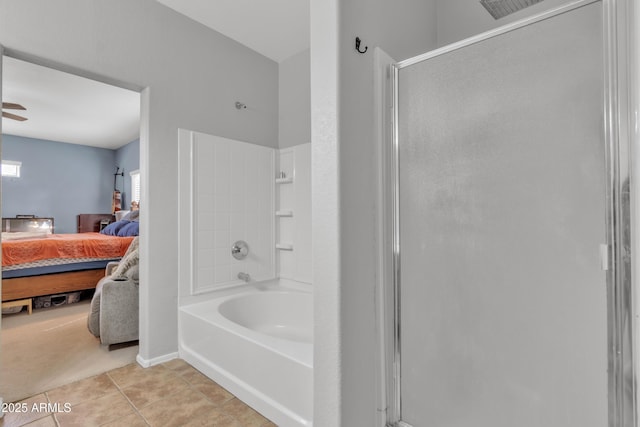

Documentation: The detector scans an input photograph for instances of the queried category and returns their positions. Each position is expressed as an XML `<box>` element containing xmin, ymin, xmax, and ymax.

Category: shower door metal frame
<box><xmin>386</xmin><ymin>0</ymin><xmax>637</xmax><ymax>425</ymax></box>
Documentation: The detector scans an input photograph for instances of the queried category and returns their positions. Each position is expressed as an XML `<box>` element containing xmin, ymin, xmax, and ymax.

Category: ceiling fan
<box><xmin>2</xmin><ymin>102</ymin><xmax>28</xmax><ymax>121</ymax></box>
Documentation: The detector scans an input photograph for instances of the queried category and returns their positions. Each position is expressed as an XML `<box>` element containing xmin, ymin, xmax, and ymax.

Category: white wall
<box><xmin>310</xmin><ymin>0</ymin><xmax>341</xmax><ymax>424</ymax></box>
<box><xmin>436</xmin><ymin>0</ymin><xmax>575</xmax><ymax>46</ymax></box>
<box><xmin>310</xmin><ymin>0</ymin><xmax>438</xmax><ymax>424</ymax></box>
<box><xmin>338</xmin><ymin>2</ymin><xmax>438</xmax><ymax>421</ymax></box>
<box><xmin>279</xmin><ymin>50</ymin><xmax>311</xmax><ymax>149</ymax></box>
<box><xmin>0</xmin><ymin>0</ymin><xmax>279</xmax><ymax>362</ymax></box>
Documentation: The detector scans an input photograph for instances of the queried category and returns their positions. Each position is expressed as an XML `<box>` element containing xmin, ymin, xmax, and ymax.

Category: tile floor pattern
<box><xmin>1</xmin><ymin>359</ymin><xmax>277</xmax><ymax>427</ymax></box>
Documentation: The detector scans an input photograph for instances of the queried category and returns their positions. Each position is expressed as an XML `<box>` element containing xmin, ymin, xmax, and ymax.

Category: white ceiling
<box><xmin>155</xmin><ymin>0</ymin><xmax>310</xmax><ymax>63</ymax></box>
<box><xmin>2</xmin><ymin>56</ymin><xmax>140</xmax><ymax>150</ymax></box>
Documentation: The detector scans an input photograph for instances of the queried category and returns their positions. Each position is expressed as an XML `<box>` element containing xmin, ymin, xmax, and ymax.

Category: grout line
<box><xmin>166</xmin><ymin>365</ymin><xmax>243</xmax><ymax>426</ymax></box>
<box><xmin>44</xmin><ymin>391</ymin><xmax>60</xmax><ymax>427</ymax></box>
<box><xmin>168</xmin><ymin>362</ymin><xmax>276</xmax><ymax>425</ymax></box>
<box><xmin>183</xmin><ymin>374</ymin><xmax>236</xmax><ymax>408</ymax></box>
<box><xmin>105</xmin><ymin>371</ymin><xmax>151</xmax><ymax>426</ymax></box>
<box><xmin>39</xmin><ymin>360</ymin><xmax>274</xmax><ymax>427</ymax></box>
<box><xmin>144</xmin><ymin>361</ymin><xmax>240</xmax><ymax>423</ymax></box>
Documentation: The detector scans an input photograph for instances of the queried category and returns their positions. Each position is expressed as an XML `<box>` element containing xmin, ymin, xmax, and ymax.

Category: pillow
<box><xmin>112</xmin><ymin>249</ymin><xmax>139</xmax><ymax>280</ymax></box>
<box><xmin>120</xmin><ymin>236</ymin><xmax>139</xmax><ymax>259</ymax></box>
<box><xmin>112</xmin><ymin>237</ymin><xmax>139</xmax><ymax>279</ymax></box>
<box><xmin>122</xmin><ymin>210</ymin><xmax>139</xmax><ymax>222</ymax></box>
<box><xmin>116</xmin><ymin>221</ymin><xmax>139</xmax><ymax>237</ymax></box>
<box><xmin>125</xmin><ymin>264</ymin><xmax>139</xmax><ymax>282</ymax></box>
<box><xmin>114</xmin><ymin>210</ymin><xmax>130</xmax><ymax>222</ymax></box>
<box><xmin>100</xmin><ymin>220</ymin><xmax>130</xmax><ymax>236</ymax></box>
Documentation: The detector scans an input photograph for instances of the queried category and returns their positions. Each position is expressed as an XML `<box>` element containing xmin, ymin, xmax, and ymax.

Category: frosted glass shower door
<box><xmin>395</xmin><ymin>3</ymin><xmax>607</xmax><ymax>426</ymax></box>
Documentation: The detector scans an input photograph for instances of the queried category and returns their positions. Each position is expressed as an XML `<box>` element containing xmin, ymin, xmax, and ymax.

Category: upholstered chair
<box><xmin>87</xmin><ymin>237</ymin><xmax>139</xmax><ymax>347</ymax></box>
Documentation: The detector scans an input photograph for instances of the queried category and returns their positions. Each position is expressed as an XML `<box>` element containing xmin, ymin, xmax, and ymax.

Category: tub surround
<box><xmin>178</xmin><ymin>129</ymin><xmax>276</xmax><ymax>301</ymax></box>
<box><xmin>178</xmin><ymin>130</ymin><xmax>312</xmax><ymax>304</ymax></box>
<box><xmin>276</xmin><ymin>143</ymin><xmax>312</xmax><ymax>283</ymax></box>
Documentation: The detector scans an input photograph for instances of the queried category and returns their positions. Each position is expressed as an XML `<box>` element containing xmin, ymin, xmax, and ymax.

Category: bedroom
<box><xmin>1</xmin><ymin>56</ymin><xmax>141</xmax><ymax>401</ymax></box>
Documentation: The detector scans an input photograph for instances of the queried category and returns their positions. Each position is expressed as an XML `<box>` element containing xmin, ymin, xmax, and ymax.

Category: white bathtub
<box><xmin>179</xmin><ymin>279</ymin><xmax>313</xmax><ymax>427</ymax></box>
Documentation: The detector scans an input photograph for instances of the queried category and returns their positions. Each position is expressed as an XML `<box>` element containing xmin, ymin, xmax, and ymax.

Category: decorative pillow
<box><xmin>125</xmin><ymin>264</ymin><xmax>139</xmax><ymax>282</ymax></box>
<box><xmin>112</xmin><ymin>237</ymin><xmax>139</xmax><ymax>279</ymax></box>
<box><xmin>100</xmin><ymin>220</ymin><xmax>130</xmax><ymax>236</ymax></box>
<box><xmin>117</xmin><ymin>221</ymin><xmax>139</xmax><ymax>237</ymax></box>
<box><xmin>122</xmin><ymin>210</ymin><xmax>139</xmax><ymax>222</ymax></box>
<box><xmin>122</xmin><ymin>236</ymin><xmax>139</xmax><ymax>257</ymax></box>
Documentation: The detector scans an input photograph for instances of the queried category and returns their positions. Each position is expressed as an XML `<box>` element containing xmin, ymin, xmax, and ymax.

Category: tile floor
<box><xmin>0</xmin><ymin>359</ymin><xmax>277</xmax><ymax>427</ymax></box>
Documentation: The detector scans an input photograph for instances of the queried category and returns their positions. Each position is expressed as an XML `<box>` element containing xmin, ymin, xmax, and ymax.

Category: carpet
<box><xmin>1</xmin><ymin>300</ymin><xmax>138</xmax><ymax>403</ymax></box>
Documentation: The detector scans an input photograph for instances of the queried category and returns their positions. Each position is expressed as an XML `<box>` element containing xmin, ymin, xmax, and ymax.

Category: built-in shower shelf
<box><xmin>275</xmin><ymin>210</ymin><xmax>293</xmax><ymax>217</ymax></box>
<box><xmin>276</xmin><ymin>177</ymin><xmax>293</xmax><ymax>184</ymax></box>
<box><xmin>275</xmin><ymin>243</ymin><xmax>294</xmax><ymax>251</ymax></box>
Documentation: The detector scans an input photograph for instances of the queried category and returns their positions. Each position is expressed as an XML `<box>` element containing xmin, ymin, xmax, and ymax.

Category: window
<box><xmin>2</xmin><ymin>160</ymin><xmax>22</xmax><ymax>178</ymax></box>
<box><xmin>130</xmin><ymin>169</ymin><xmax>140</xmax><ymax>204</ymax></box>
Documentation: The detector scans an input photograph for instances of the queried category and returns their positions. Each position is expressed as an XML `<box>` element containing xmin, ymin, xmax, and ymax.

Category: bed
<box><xmin>2</xmin><ymin>230</ymin><xmax>135</xmax><ymax>303</ymax></box>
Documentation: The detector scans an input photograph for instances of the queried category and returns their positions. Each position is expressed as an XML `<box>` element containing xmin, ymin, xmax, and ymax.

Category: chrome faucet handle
<box><xmin>231</xmin><ymin>240</ymin><xmax>249</xmax><ymax>260</ymax></box>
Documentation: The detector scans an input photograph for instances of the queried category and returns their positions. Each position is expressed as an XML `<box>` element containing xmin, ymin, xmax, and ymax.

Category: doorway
<box><xmin>0</xmin><ymin>54</ymin><xmax>142</xmax><ymax>403</ymax></box>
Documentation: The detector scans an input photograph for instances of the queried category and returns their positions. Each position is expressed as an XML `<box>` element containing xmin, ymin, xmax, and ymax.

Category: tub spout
<box><xmin>237</xmin><ymin>272</ymin><xmax>251</xmax><ymax>282</ymax></box>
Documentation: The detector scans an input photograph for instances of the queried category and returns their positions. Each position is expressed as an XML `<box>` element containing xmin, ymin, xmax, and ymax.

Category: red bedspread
<box><xmin>2</xmin><ymin>233</ymin><xmax>134</xmax><ymax>267</ymax></box>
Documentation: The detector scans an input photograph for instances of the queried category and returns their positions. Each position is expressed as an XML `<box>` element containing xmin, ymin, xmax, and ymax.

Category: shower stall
<box><xmin>385</xmin><ymin>1</ymin><xmax>634</xmax><ymax>426</ymax></box>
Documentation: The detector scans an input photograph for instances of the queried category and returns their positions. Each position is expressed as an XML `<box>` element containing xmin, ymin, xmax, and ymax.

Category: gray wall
<box><xmin>279</xmin><ymin>49</ymin><xmax>311</xmax><ymax>148</ymax></box>
<box><xmin>336</xmin><ymin>0</ymin><xmax>438</xmax><ymax>424</ymax></box>
<box><xmin>0</xmin><ymin>0</ymin><xmax>278</xmax><ymax>361</ymax></box>
<box><xmin>1</xmin><ymin>134</ymin><xmax>115</xmax><ymax>233</ymax></box>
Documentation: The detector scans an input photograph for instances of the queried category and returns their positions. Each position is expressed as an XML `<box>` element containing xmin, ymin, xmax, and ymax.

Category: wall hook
<box><xmin>355</xmin><ymin>37</ymin><xmax>368</xmax><ymax>54</ymax></box>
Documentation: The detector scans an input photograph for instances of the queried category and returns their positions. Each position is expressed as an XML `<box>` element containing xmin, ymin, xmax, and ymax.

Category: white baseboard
<box><xmin>136</xmin><ymin>352</ymin><xmax>179</xmax><ymax>368</ymax></box>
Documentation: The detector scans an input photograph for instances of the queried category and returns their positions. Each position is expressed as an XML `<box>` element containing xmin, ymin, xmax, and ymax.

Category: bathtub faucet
<box><xmin>237</xmin><ymin>272</ymin><xmax>251</xmax><ymax>282</ymax></box>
